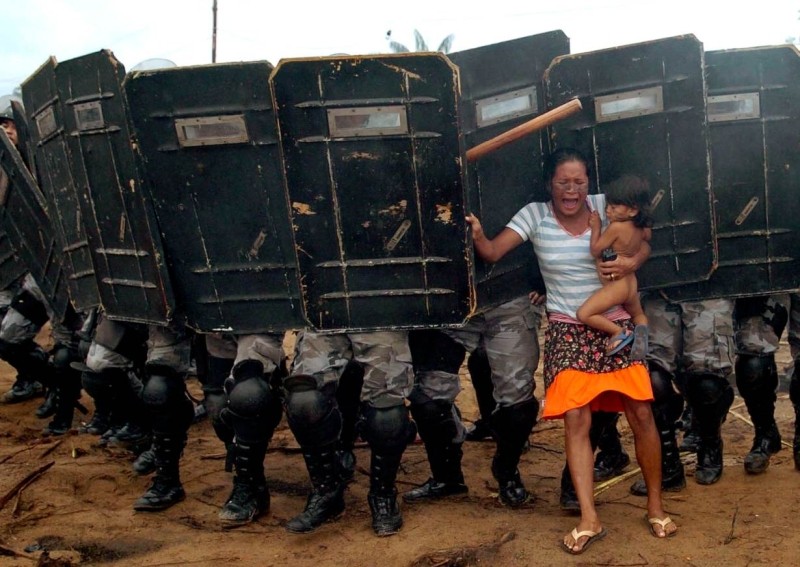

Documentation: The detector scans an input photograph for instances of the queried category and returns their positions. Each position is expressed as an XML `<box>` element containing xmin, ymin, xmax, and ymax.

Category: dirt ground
<box><xmin>1</xmin><ymin>329</ymin><xmax>800</xmax><ymax>567</ymax></box>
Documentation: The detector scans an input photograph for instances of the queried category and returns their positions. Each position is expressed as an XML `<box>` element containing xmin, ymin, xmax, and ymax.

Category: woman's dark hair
<box><xmin>603</xmin><ymin>174</ymin><xmax>653</xmax><ymax>228</ymax></box>
<box><xmin>542</xmin><ymin>147</ymin><xmax>592</xmax><ymax>185</ymax></box>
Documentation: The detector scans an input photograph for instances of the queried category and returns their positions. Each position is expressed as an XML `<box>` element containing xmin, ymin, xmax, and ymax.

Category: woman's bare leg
<box><xmin>622</xmin><ymin>398</ymin><xmax>678</xmax><ymax>537</ymax></box>
<box><xmin>563</xmin><ymin>406</ymin><xmax>604</xmax><ymax>550</ymax></box>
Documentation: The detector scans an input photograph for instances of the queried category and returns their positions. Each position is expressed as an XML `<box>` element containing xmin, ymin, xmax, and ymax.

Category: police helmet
<box><xmin>0</xmin><ymin>94</ymin><xmax>22</xmax><ymax>123</ymax></box>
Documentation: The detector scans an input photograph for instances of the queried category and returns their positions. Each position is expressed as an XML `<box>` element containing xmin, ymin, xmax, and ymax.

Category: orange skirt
<box><xmin>541</xmin><ymin>363</ymin><xmax>653</xmax><ymax>420</ymax></box>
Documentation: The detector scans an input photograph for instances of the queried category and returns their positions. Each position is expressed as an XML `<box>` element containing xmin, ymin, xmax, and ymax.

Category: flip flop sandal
<box><xmin>606</xmin><ymin>330</ymin><xmax>634</xmax><ymax>356</ymax></box>
<box><xmin>630</xmin><ymin>325</ymin><xmax>649</xmax><ymax>360</ymax></box>
<box><xmin>645</xmin><ymin>514</ymin><xmax>677</xmax><ymax>538</ymax></box>
<box><xmin>560</xmin><ymin>527</ymin><xmax>607</xmax><ymax>555</ymax></box>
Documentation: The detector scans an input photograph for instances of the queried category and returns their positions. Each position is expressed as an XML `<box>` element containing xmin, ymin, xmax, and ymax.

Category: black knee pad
<box><xmin>9</xmin><ymin>290</ymin><xmax>49</xmax><ymax>327</ymax></box>
<box><xmin>735</xmin><ymin>354</ymin><xmax>778</xmax><ymax>399</ymax></box>
<box><xmin>408</xmin><ymin>386</ymin><xmax>459</xmax><ymax>445</ymax></box>
<box><xmin>225</xmin><ymin>367</ymin><xmax>282</xmax><ymax>443</ymax></box>
<box><xmin>359</xmin><ymin>404</ymin><xmax>416</xmax><ymax>454</ymax></box>
<box><xmin>648</xmin><ymin>365</ymin><xmax>683</xmax><ymax>425</ymax></box>
<box><xmin>686</xmin><ymin>374</ymin><xmax>731</xmax><ymax>405</ymax></box>
<box><xmin>51</xmin><ymin>344</ymin><xmax>75</xmax><ymax>370</ymax></box>
<box><xmin>284</xmin><ymin>374</ymin><xmax>341</xmax><ymax>447</ymax></box>
<box><xmin>686</xmin><ymin>374</ymin><xmax>735</xmax><ymax>429</ymax></box>
<box><xmin>143</xmin><ymin>365</ymin><xmax>193</xmax><ymax>431</ymax></box>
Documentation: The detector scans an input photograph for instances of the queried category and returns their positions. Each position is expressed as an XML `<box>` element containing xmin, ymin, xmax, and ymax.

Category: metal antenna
<box><xmin>212</xmin><ymin>0</ymin><xmax>218</xmax><ymax>63</ymax></box>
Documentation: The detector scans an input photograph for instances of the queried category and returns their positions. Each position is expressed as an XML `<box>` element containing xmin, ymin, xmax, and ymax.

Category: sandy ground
<box><xmin>1</xmin><ymin>329</ymin><xmax>800</xmax><ymax>567</ymax></box>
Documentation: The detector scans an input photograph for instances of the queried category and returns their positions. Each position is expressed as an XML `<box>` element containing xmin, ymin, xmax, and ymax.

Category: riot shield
<box><xmin>0</xmin><ymin>129</ymin><xmax>70</xmax><ymax>321</ymax></box>
<box><xmin>20</xmin><ymin>57</ymin><xmax>100</xmax><ymax>312</ymax></box>
<box><xmin>272</xmin><ymin>53</ymin><xmax>473</xmax><ymax>331</ymax></box>
<box><xmin>449</xmin><ymin>30</ymin><xmax>569</xmax><ymax>310</ymax></box>
<box><xmin>53</xmin><ymin>50</ymin><xmax>175</xmax><ymax>325</ymax></box>
<box><xmin>666</xmin><ymin>45</ymin><xmax>800</xmax><ymax>301</ymax></box>
<box><xmin>0</xmin><ymin>103</ymin><xmax>29</xmax><ymax>291</ymax></box>
<box><xmin>125</xmin><ymin>61</ymin><xmax>305</xmax><ymax>333</ymax></box>
<box><xmin>0</xmin><ymin>224</ymin><xmax>24</xmax><ymax>291</ymax></box>
<box><xmin>544</xmin><ymin>35</ymin><xmax>715</xmax><ymax>289</ymax></box>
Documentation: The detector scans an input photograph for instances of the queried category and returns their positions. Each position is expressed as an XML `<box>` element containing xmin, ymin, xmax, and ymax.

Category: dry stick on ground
<box><xmin>724</xmin><ymin>503</ymin><xmax>740</xmax><ymax>544</ymax></box>
<box><xmin>0</xmin><ymin>461</ymin><xmax>55</xmax><ymax>512</ymax></box>
<box><xmin>728</xmin><ymin>408</ymin><xmax>793</xmax><ymax>449</ymax></box>
<box><xmin>39</xmin><ymin>439</ymin><xmax>63</xmax><ymax>459</ymax></box>
<box><xmin>0</xmin><ymin>446</ymin><xmax>34</xmax><ymax>465</ymax></box>
<box><xmin>0</xmin><ymin>543</ymin><xmax>38</xmax><ymax>561</ymax></box>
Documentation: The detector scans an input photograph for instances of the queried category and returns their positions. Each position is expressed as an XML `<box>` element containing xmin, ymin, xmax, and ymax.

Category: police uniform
<box><xmin>132</xmin><ymin>321</ymin><xmax>195</xmax><ymax>511</ymax></box>
<box><xmin>733</xmin><ymin>295</ymin><xmax>787</xmax><ymax>474</ymax></box>
<box><xmin>405</xmin><ymin>295</ymin><xmax>540</xmax><ymax>508</ymax></box>
<box><xmin>632</xmin><ymin>294</ymin><xmax>735</xmax><ymax>491</ymax></box>
<box><xmin>284</xmin><ymin>329</ymin><xmax>415</xmax><ymax>536</ymax></box>
<box><xmin>203</xmin><ymin>332</ymin><xmax>286</xmax><ymax>524</ymax></box>
<box><xmin>0</xmin><ymin>274</ymin><xmax>50</xmax><ymax>404</ymax></box>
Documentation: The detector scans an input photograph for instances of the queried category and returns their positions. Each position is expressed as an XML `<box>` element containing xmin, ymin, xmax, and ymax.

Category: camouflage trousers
<box><xmin>290</xmin><ymin>330</ymin><xmax>413</xmax><ymax>409</ymax></box>
<box><xmin>735</xmin><ymin>294</ymin><xmax>790</xmax><ymax>356</ymax></box>
<box><xmin>0</xmin><ymin>274</ymin><xmax>51</xmax><ymax>344</ymax></box>
<box><xmin>204</xmin><ymin>332</ymin><xmax>285</xmax><ymax>376</ymax></box>
<box><xmin>146</xmin><ymin>322</ymin><xmax>192</xmax><ymax>374</ymax></box>
<box><xmin>644</xmin><ymin>294</ymin><xmax>735</xmax><ymax>378</ymax></box>
<box><xmin>423</xmin><ymin>295</ymin><xmax>540</xmax><ymax>408</ymax></box>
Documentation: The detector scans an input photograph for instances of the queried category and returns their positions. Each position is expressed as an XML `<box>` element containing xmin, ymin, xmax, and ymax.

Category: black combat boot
<box><xmin>489</xmin><ymin>398</ymin><xmax>538</xmax><ymax>508</ymax></box>
<box><xmin>368</xmin><ymin>451</ymin><xmax>404</xmax><ymax>536</ymax></box>
<box><xmin>689</xmin><ymin>375</ymin><xmax>734</xmax><ymax>486</ymax></box>
<box><xmin>630</xmin><ymin>399</ymin><xmax>686</xmax><ymax>495</ymax></box>
<box><xmin>132</xmin><ymin>444</ymin><xmax>157</xmax><ymax>476</ymax></box>
<box><xmin>593</xmin><ymin>413</ymin><xmax>630</xmax><ymax>482</ymax></box>
<box><xmin>737</xmin><ymin>354</ymin><xmax>782</xmax><ymax>474</ymax></box>
<box><xmin>559</xmin><ymin>465</ymin><xmax>580</xmax><ymax>513</ymax></box>
<box><xmin>404</xmin><ymin>392</ymin><xmax>468</xmax><ymax>503</ymax></box>
<box><xmin>35</xmin><ymin>387</ymin><xmax>58</xmax><ymax>418</ymax></box>
<box><xmin>43</xmin><ymin>366</ymin><xmax>84</xmax><ymax>436</ymax></box>
<box><xmin>219</xmin><ymin>441</ymin><xmax>270</xmax><ymax>524</ymax></box>
<box><xmin>403</xmin><ymin>442</ymin><xmax>467</xmax><ymax>502</ymax></box>
<box><xmin>133</xmin><ymin>432</ymin><xmax>187</xmax><ymax>511</ymax></box>
<box><xmin>285</xmin><ymin>444</ymin><xmax>346</xmax><ymax>533</ymax></box>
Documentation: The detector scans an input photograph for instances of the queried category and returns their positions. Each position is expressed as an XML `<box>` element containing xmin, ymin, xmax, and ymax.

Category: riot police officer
<box><xmin>209</xmin><ymin>333</ymin><xmax>286</xmax><ymax>524</ymax></box>
<box><xmin>733</xmin><ymin>295</ymin><xmax>787</xmax><ymax>474</ymax></box>
<box><xmin>404</xmin><ymin>295</ymin><xmax>540</xmax><ymax>509</ymax></box>
<box><xmin>629</xmin><ymin>295</ymin><xmax>735</xmax><ymax>493</ymax></box>
<box><xmin>284</xmin><ymin>329</ymin><xmax>415</xmax><ymax>537</ymax></box>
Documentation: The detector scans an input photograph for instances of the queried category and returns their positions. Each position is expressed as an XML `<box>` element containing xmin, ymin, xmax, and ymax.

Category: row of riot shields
<box><xmin>1</xmin><ymin>33</ymin><xmax>798</xmax><ymax>334</ymax></box>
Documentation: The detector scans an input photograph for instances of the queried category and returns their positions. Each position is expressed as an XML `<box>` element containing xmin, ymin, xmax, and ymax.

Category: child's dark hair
<box><xmin>603</xmin><ymin>174</ymin><xmax>653</xmax><ymax>228</ymax></box>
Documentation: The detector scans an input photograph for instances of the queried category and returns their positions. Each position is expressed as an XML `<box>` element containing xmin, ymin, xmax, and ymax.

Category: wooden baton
<box><xmin>465</xmin><ymin>98</ymin><xmax>583</xmax><ymax>162</ymax></box>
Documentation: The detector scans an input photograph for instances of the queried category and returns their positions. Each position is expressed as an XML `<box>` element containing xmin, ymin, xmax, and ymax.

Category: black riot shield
<box><xmin>52</xmin><ymin>50</ymin><xmax>174</xmax><ymax>325</ymax></box>
<box><xmin>0</xmin><ymin>104</ymin><xmax>27</xmax><ymax>290</ymax></box>
<box><xmin>544</xmin><ymin>35</ymin><xmax>715</xmax><ymax>289</ymax></box>
<box><xmin>125</xmin><ymin>61</ymin><xmax>305</xmax><ymax>333</ymax></box>
<box><xmin>666</xmin><ymin>45</ymin><xmax>800</xmax><ymax>301</ymax></box>
<box><xmin>0</xmin><ymin>130</ymin><xmax>70</xmax><ymax>321</ymax></box>
<box><xmin>449</xmin><ymin>31</ymin><xmax>569</xmax><ymax>310</ymax></box>
<box><xmin>20</xmin><ymin>57</ymin><xmax>100</xmax><ymax>312</ymax></box>
<box><xmin>272</xmin><ymin>53</ymin><xmax>473</xmax><ymax>331</ymax></box>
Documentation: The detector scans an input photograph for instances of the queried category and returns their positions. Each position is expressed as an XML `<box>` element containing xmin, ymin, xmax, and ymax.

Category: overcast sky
<box><xmin>2</xmin><ymin>0</ymin><xmax>798</xmax><ymax>96</ymax></box>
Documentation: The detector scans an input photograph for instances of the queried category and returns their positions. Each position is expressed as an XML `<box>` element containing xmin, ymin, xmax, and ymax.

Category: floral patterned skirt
<box><xmin>541</xmin><ymin>319</ymin><xmax>653</xmax><ymax>419</ymax></box>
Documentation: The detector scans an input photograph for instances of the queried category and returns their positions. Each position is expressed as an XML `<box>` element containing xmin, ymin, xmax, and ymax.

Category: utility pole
<box><xmin>212</xmin><ymin>0</ymin><xmax>218</xmax><ymax>63</ymax></box>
